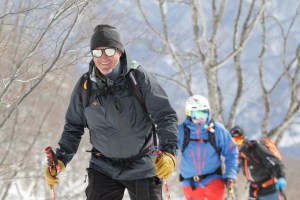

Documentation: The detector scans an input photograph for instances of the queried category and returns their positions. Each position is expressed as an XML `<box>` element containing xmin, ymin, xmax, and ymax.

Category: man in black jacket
<box><xmin>230</xmin><ymin>126</ymin><xmax>287</xmax><ymax>200</ymax></box>
<box><xmin>44</xmin><ymin>24</ymin><xmax>178</xmax><ymax>200</ymax></box>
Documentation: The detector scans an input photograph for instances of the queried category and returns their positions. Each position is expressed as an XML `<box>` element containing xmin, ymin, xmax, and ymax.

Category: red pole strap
<box><xmin>45</xmin><ymin>146</ymin><xmax>56</xmax><ymax>200</ymax></box>
<box><xmin>51</xmin><ymin>187</ymin><xmax>56</xmax><ymax>200</ymax></box>
<box><xmin>155</xmin><ymin>151</ymin><xmax>171</xmax><ymax>200</ymax></box>
<box><xmin>45</xmin><ymin>146</ymin><xmax>54</xmax><ymax>171</ymax></box>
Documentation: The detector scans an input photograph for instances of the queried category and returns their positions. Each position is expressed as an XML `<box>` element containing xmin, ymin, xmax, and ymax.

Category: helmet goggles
<box><xmin>190</xmin><ymin>110</ymin><xmax>208</xmax><ymax>120</ymax></box>
<box><xmin>232</xmin><ymin>135</ymin><xmax>244</xmax><ymax>145</ymax></box>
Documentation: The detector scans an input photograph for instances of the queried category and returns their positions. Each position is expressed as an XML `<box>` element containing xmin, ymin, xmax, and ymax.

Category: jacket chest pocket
<box><xmin>112</xmin><ymin>92</ymin><xmax>148</xmax><ymax>134</ymax></box>
<box><xmin>112</xmin><ymin>95</ymin><xmax>135</xmax><ymax>130</ymax></box>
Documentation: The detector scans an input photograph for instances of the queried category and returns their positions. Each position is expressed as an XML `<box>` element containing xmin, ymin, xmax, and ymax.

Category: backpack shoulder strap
<box><xmin>181</xmin><ymin>124</ymin><xmax>191</xmax><ymax>153</ymax></box>
<box><xmin>80</xmin><ymin>72</ymin><xmax>91</xmax><ymax>108</ymax></box>
<box><xmin>126</xmin><ymin>69</ymin><xmax>145</xmax><ymax>110</ymax></box>
<box><xmin>206</xmin><ymin>120</ymin><xmax>221</xmax><ymax>157</ymax></box>
<box><xmin>246</xmin><ymin>140</ymin><xmax>264</xmax><ymax>158</ymax></box>
<box><xmin>126</xmin><ymin>68</ymin><xmax>159</xmax><ymax>148</ymax></box>
<box><xmin>181</xmin><ymin>120</ymin><xmax>221</xmax><ymax>156</ymax></box>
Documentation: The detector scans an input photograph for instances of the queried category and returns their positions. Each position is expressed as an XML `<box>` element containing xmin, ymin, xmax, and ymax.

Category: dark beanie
<box><xmin>230</xmin><ymin>126</ymin><xmax>244</xmax><ymax>137</ymax></box>
<box><xmin>90</xmin><ymin>24</ymin><xmax>124</xmax><ymax>52</ymax></box>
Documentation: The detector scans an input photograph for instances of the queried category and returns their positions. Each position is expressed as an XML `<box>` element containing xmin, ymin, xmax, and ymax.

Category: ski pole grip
<box><xmin>155</xmin><ymin>150</ymin><xmax>162</xmax><ymax>160</ymax></box>
<box><xmin>45</xmin><ymin>146</ymin><xmax>54</xmax><ymax>170</ymax></box>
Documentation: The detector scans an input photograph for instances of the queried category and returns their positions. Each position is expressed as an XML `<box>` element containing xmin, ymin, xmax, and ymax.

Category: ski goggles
<box><xmin>190</xmin><ymin>110</ymin><xmax>208</xmax><ymax>120</ymax></box>
<box><xmin>232</xmin><ymin>136</ymin><xmax>244</xmax><ymax>145</ymax></box>
<box><xmin>91</xmin><ymin>48</ymin><xmax>116</xmax><ymax>58</ymax></box>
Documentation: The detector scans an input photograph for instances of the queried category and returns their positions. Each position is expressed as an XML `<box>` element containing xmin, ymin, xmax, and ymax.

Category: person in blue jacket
<box><xmin>178</xmin><ymin>95</ymin><xmax>239</xmax><ymax>200</ymax></box>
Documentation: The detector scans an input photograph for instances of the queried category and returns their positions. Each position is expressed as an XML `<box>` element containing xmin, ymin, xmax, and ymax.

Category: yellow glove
<box><xmin>44</xmin><ymin>160</ymin><xmax>65</xmax><ymax>189</ymax></box>
<box><xmin>153</xmin><ymin>152</ymin><xmax>175</xmax><ymax>180</ymax></box>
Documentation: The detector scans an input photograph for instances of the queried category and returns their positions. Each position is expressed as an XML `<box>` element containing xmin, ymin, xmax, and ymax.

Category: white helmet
<box><xmin>185</xmin><ymin>95</ymin><xmax>210</xmax><ymax>117</ymax></box>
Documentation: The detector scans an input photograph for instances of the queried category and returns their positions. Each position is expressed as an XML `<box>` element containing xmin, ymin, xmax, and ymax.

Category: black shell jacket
<box><xmin>56</xmin><ymin>52</ymin><xmax>178</xmax><ymax>180</ymax></box>
<box><xmin>239</xmin><ymin>140</ymin><xmax>285</xmax><ymax>183</ymax></box>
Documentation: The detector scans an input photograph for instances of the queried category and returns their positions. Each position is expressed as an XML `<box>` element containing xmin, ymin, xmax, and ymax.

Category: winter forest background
<box><xmin>0</xmin><ymin>0</ymin><xmax>299</xmax><ymax>199</ymax></box>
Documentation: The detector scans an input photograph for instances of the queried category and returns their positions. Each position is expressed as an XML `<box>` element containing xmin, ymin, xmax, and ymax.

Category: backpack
<box><xmin>181</xmin><ymin>121</ymin><xmax>221</xmax><ymax>156</ymax></box>
<box><xmin>258</xmin><ymin>138</ymin><xmax>282</xmax><ymax>160</ymax></box>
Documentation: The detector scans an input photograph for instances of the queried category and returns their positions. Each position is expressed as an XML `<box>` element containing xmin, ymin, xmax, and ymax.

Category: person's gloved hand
<box><xmin>153</xmin><ymin>152</ymin><xmax>175</xmax><ymax>180</ymax></box>
<box><xmin>275</xmin><ymin>177</ymin><xmax>286</xmax><ymax>190</ymax></box>
<box><xmin>225</xmin><ymin>178</ymin><xmax>235</xmax><ymax>189</ymax></box>
<box><xmin>44</xmin><ymin>160</ymin><xmax>65</xmax><ymax>189</ymax></box>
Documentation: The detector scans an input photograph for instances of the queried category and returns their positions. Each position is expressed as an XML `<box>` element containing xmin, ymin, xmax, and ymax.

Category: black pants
<box><xmin>85</xmin><ymin>168</ymin><xmax>163</xmax><ymax>200</ymax></box>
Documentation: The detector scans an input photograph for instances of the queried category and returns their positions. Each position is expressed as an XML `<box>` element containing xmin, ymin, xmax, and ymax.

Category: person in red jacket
<box><xmin>230</xmin><ymin>126</ymin><xmax>287</xmax><ymax>200</ymax></box>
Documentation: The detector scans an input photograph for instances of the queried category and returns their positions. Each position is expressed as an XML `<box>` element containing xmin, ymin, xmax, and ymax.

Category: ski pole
<box><xmin>280</xmin><ymin>189</ymin><xmax>287</xmax><ymax>200</ymax></box>
<box><xmin>228</xmin><ymin>187</ymin><xmax>235</xmax><ymax>200</ymax></box>
<box><xmin>163</xmin><ymin>178</ymin><xmax>171</xmax><ymax>200</ymax></box>
<box><xmin>51</xmin><ymin>188</ymin><xmax>56</xmax><ymax>200</ymax></box>
<box><xmin>156</xmin><ymin>150</ymin><xmax>171</xmax><ymax>200</ymax></box>
<box><xmin>45</xmin><ymin>146</ymin><xmax>60</xmax><ymax>200</ymax></box>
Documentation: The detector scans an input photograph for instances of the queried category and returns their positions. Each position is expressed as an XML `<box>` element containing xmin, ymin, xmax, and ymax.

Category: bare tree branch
<box><xmin>212</xmin><ymin>0</ymin><xmax>268</xmax><ymax>71</ymax></box>
<box><xmin>227</xmin><ymin>0</ymin><xmax>244</xmax><ymax>128</ymax></box>
<box><xmin>258</xmin><ymin>13</ymin><xmax>269</xmax><ymax>137</ymax></box>
<box><xmin>0</xmin><ymin>0</ymin><xmax>91</xmax><ymax>129</ymax></box>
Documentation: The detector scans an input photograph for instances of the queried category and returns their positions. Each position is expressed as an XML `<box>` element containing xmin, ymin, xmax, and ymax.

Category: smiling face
<box><xmin>92</xmin><ymin>47</ymin><xmax>122</xmax><ymax>75</ymax></box>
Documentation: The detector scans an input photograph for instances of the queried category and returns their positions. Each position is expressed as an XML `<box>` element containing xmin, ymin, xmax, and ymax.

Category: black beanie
<box><xmin>230</xmin><ymin>126</ymin><xmax>244</xmax><ymax>137</ymax></box>
<box><xmin>90</xmin><ymin>24</ymin><xmax>124</xmax><ymax>52</ymax></box>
